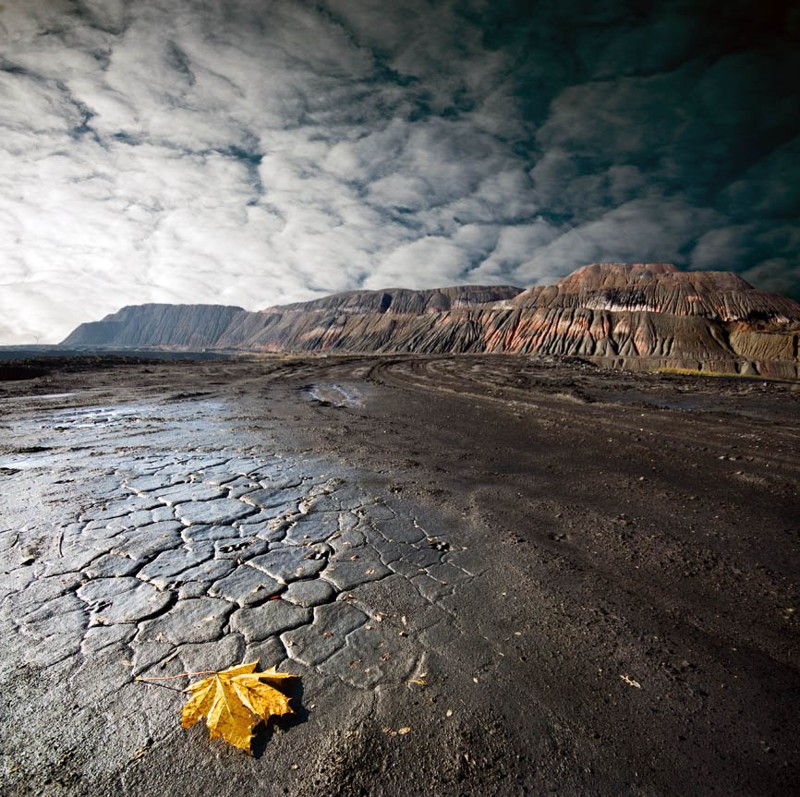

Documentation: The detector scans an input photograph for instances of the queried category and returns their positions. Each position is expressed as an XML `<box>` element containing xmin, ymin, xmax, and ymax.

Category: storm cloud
<box><xmin>1</xmin><ymin>0</ymin><xmax>798</xmax><ymax>343</ymax></box>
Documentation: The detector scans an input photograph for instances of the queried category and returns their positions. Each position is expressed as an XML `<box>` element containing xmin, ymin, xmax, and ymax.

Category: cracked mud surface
<box><xmin>1</xmin><ymin>354</ymin><xmax>799</xmax><ymax>795</ymax></box>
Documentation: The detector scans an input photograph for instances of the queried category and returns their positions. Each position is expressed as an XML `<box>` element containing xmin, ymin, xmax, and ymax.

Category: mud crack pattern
<box><xmin>0</xmin><ymin>397</ymin><xmax>479</xmax><ymax>712</ymax></box>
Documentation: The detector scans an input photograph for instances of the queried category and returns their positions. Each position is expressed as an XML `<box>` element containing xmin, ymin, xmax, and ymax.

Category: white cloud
<box><xmin>363</xmin><ymin>235</ymin><xmax>469</xmax><ymax>290</ymax></box>
<box><xmin>468</xmin><ymin>220</ymin><xmax>561</xmax><ymax>283</ymax></box>
<box><xmin>514</xmin><ymin>199</ymin><xmax>723</xmax><ymax>284</ymax></box>
<box><xmin>690</xmin><ymin>225</ymin><xmax>756</xmax><ymax>269</ymax></box>
<box><xmin>0</xmin><ymin>0</ymin><xmax>797</xmax><ymax>344</ymax></box>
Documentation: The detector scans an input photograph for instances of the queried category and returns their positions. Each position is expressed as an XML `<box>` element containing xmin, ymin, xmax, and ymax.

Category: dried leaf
<box><xmin>181</xmin><ymin>661</ymin><xmax>296</xmax><ymax>753</ymax></box>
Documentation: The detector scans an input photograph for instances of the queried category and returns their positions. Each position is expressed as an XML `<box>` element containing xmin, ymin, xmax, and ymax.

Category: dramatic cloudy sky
<box><xmin>1</xmin><ymin>0</ymin><xmax>799</xmax><ymax>343</ymax></box>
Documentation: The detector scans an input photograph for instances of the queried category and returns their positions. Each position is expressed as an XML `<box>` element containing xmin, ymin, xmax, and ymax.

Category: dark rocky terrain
<box><xmin>0</xmin><ymin>353</ymin><xmax>798</xmax><ymax>795</ymax></box>
<box><xmin>63</xmin><ymin>264</ymin><xmax>800</xmax><ymax>378</ymax></box>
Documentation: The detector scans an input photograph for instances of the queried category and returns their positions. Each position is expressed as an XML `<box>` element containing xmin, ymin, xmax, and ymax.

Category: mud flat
<box><xmin>1</xmin><ymin>354</ymin><xmax>798</xmax><ymax>796</ymax></box>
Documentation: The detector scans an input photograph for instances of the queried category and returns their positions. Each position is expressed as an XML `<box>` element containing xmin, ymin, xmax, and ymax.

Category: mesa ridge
<box><xmin>63</xmin><ymin>263</ymin><xmax>800</xmax><ymax>378</ymax></box>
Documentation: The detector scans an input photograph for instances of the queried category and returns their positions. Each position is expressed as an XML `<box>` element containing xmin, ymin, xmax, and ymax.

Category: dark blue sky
<box><xmin>1</xmin><ymin>0</ymin><xmax>798</xmax><ymax>343</ymax></box>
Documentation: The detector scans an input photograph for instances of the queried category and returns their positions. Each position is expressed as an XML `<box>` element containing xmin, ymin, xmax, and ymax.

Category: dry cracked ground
<box><xmin>0</xmin><ymin>354</ymin><xmax>799</xmax><ymax>796</ymax></box>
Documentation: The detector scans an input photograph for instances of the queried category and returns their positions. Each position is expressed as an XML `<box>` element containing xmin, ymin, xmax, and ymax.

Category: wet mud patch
<box><xmin>304</xmin><ymin>383</ymin><xmax>363</xmax><ymax>408</ymax></box>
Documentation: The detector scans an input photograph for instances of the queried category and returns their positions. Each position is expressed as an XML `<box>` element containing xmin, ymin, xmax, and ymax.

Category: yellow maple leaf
<box><xmin>181</xmin><ymin>661</ymin><xmax>296</xmax><ymax>753</ymax></box>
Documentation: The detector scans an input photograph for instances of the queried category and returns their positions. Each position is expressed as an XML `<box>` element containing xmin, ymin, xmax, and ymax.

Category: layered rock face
<box><xmin>62</xmin><ymin>265</ymin><xmax>800</xmax><ymax>377</ymax></box>
<box><xmin>495</xmin><ymin>264</ymin><xmax>800</xmax><ymax>377</ymax></box>
<box><xmin>63</xmin><ymin>304</ymin><xmax>249</xmax><ymax>349</ymax></box>
<box><xmin>218</xmin><ymin>285</ymin><xmax>524</xmax><ymax>352</ymax></box>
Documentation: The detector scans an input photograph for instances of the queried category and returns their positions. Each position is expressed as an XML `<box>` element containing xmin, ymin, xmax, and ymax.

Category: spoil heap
<box><xmin>63</xmin><ymin>264</ymin><xmax>800</xmax><ymax>377</ymax></box>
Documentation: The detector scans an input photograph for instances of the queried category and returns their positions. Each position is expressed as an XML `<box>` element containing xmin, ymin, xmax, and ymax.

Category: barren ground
<box><xmin>1</xmin><ymin>354</ymin><xmax>798</xmax><ymax>796</ymax></box>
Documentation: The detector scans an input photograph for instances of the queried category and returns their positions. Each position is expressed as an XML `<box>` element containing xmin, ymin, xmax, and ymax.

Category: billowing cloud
<box><xmin>0</xmin><ymin>0</ymin><xmax>798</xmax><ymax>344</ymax></box>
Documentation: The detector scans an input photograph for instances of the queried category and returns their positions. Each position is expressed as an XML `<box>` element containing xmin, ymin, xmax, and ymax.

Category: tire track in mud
<box><xmin>361</xmin><ymin>356</ymin><xmax>800</xmax><ymax>478</ymax></box>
